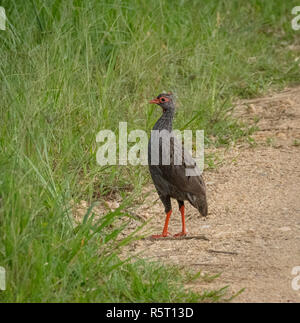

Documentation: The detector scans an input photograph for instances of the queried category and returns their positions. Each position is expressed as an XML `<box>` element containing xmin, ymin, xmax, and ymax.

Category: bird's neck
<box><xmin>153</xmin><ymin>109</ymin><xmax>174</xmax><ymax>131</ymax></box>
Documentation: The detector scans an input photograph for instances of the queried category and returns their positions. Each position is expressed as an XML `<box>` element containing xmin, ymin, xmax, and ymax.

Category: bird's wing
<box><xmin>158</xmin><ymin>135</ymin><xmax>206</xmax><ymax>196</ymax></box>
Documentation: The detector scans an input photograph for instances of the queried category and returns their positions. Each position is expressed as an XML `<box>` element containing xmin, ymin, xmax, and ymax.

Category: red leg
<box><xmin>174</xmin><ymin>205</ymin><xmax>187</xmax><ymax>237</ymax></box>
<box><xmin>151</xmin><ymin>210</ymin><xmax>172</xmax><ymax>238</ymax></box>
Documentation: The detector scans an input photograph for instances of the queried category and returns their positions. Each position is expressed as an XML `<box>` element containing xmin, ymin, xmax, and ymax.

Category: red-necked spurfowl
<box><xmin>148</xmin><ymin>92</ymin><xmax>207</xmax><ymax>238</ymax></box>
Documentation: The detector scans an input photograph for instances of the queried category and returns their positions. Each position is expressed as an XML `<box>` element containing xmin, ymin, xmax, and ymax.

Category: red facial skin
<box><xmin>149</xmin><ymin>96</ymin><xmax>170</xmax><ymax>105</ymax></box>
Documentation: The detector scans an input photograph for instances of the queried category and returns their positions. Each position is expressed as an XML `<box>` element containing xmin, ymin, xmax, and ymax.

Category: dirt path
<box><xmin>124</xmin><ymin>87</ymin><xmax>300</xmax><ymax>302</ymax></box>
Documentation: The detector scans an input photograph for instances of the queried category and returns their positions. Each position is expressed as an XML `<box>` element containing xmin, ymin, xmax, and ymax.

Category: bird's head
<box><xmin>149</xmin><ymin>92</ymin><xmax>175</xmax><ymax>113</ymax></box>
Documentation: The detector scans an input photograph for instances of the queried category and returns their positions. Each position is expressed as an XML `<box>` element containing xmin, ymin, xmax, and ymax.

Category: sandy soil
<box><xmin>123</xmin><ymin>87</ymin><xmax>300</xmax><ymax>302</ymax></box>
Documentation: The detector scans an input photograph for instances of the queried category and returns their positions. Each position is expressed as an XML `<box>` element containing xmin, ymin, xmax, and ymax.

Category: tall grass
<box><xmin>0</xmin><ymin>0</ymin><xmax>299</xmax><ymax>302</ymax></box>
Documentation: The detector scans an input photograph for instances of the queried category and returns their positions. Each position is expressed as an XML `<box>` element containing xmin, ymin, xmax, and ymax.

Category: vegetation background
<box><xmin>0</xmin><ymin>0</ymin><xmax>299</xmax><ymax>302</ymax></box>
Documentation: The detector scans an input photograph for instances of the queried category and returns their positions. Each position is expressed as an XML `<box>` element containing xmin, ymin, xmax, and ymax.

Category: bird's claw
<box><xmin>173</xmin><ymin>231</ymin><xmax>187</xmax><ymax>238</ymax></box>
<box><xmin>150</xmin><ymin>232</ymin><xmax>171</xmax><ymax>239</ymax></box>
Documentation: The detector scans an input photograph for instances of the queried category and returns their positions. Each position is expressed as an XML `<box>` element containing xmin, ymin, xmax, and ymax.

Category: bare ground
<box><xmin>124</xmin><ymin>87</ymin><xmax>300</xmax><ymax>302</ymax></box>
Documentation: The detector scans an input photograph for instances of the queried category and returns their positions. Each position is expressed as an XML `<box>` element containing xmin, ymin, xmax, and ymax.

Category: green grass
<box><xmin>0</xmin><ymin>0</ymin><xmax>299</xmax><ymax>302</ymax></box>
<box><xmin>0</xmin><ymin>199</ymin><xmax>227</xmax><ymax>302</ymax></box>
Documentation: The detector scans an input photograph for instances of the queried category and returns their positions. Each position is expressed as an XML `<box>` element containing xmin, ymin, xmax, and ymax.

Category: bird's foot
<box><xmin>150</xmin><ymin>232</ymin><xmax>171</xmax><ymax>239</ymax></box>
<box><xmin>173</xmin><ymin>231</ymin><xmax>187</xmax><ymax>238</ymax></box>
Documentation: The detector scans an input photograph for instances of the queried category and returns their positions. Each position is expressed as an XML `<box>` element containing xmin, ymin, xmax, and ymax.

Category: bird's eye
<box><xmin>160</xmin><ymin>97</ymin><xmax>166</xmax><ymax>102</ymax></box>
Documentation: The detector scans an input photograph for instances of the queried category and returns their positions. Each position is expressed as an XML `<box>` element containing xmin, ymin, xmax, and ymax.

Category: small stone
<box><xmin>247</xmin><ymin>104</ymin><xmax>256</xmax><ymax>114</ymax></box>
<box><xmin>206</xmin><ymin>181</ymin><xmax>215</xmax><ymax>185</ymax></box>
<box><xmin>279</xmin><ymin>226</ymin><xmax>291</xmax><ymax>232</ymax></box>
<box><xmin>276</xmin><ymin>132</ymin><xmax>287</xmax><ymax>139</ymax></box>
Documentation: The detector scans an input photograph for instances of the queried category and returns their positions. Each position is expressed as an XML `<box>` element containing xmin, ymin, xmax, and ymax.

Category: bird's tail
<box><xmin>187</xmin><ymin>193</ymin><xmax>208</xmax><ymax>217</ymax></box>
<box><xmin>198</xmin><ymin>198</ymin><xmax>208</xmax><ymax>217</ymax></box>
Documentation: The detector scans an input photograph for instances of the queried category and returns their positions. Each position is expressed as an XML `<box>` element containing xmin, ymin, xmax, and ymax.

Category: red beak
<box><xmin>149</xmin><ymin>98</ymin><xmax>160</xmax><ymax>104</ymax></box>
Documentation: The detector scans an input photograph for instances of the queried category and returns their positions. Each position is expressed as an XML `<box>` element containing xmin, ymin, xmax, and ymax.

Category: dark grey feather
<box><xmin>148</xmin><ymin>93</ymin><xmax>207</xmax><ymax>217</ymax></box>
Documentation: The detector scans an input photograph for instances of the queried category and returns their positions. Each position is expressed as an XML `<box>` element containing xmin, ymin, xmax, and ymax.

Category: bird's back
<box><xmin>148</xmin><ymin>131</ymin><xmax>207</xmax><ymax>216</ymax></box>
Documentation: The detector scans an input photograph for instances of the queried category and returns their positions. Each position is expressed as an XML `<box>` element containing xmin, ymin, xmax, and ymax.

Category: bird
<box><xmin>148</xmin><ymin>92</ymin><xmax>207</xmax><ymax>238</ymax></box>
